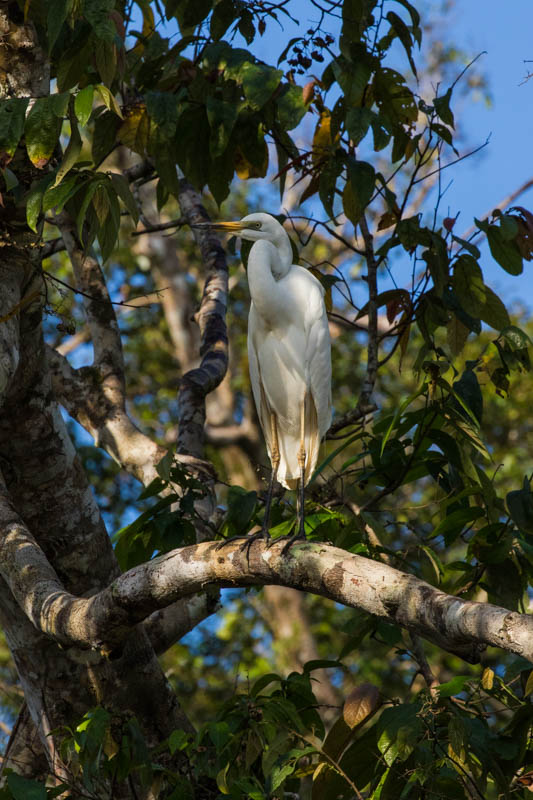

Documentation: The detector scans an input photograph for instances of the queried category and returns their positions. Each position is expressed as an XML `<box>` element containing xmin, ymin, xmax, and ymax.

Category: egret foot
<box><xmin>279</xmin><ymin>528</ymin><xmax>307</xmax><ymax>556</ymax></box>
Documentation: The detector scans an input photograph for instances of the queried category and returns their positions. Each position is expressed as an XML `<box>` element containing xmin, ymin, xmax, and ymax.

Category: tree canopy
<box><xmin>0</xmin><ymin>0</ymin><xmax>532</xmax><ymax>798</ymax></box>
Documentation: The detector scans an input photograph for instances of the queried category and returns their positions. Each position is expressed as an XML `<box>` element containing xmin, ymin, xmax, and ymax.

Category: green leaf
<box><xmin>207</xmin><ymin>721</ymin><xmax>230</xmax><ymax>750</ymax></box>
<box><xmin>430</xmin><ymin>507</ymin><xmax>484</xmax><ymax>545</ymax></box>
<box><xmin>345</xmin><ymin>106</ymin><xmax>374</xmax><ymax>146</ymax></box>
<box><xmin>500</xmin><ymin>325</ymin><xmax>532</xmax><ymax>350</ymax></box>
<box><xmin>452</xmin><ymin>254</ymin><xmax>486</xmax><ymax>317</ymax></box>
<box><xmin>42</xmin><ymin>176</ymin><xmax>80</xmax><ymax>213</ymax></box>
<box><xmin>0</xmin><ymin>97</ymin><xmax>29</xmax><ymax>163</ymax></box>
<box><xmin>84</xmin><ymin>0</ymin><xmax>116</xmax><ymax>40</ymax></box>
<box><xmin>109</xmin><ymin>171</ymin><xmax>139</xmax><ymax>225</ymax></box>
<box><xmin>251</xmin><ymin>673</ymin><xmax>282</xmax><ymax>697</ymax></box>
<box><xmin>507</xmin><ymin>478</ymin><xmax>533</xmax><ymax>535</ymax></box>
<box><xmin>276</xmin><ymin>83</ymin><xmax>307</xmax><ymax>130</ymax></box>
<box><xmin>222</xmin><ymin>486</ymin><xmax>257</xmax><ymax>537</ymax></box>
<box><xmin>97</xmin><ymin>183</ymin><xmax>121</xmax><ymax>262</ymax></box>
<box><xmin>47</xmin><ymin>0</ymin><xmax>69</xmax><ymax>52</ymax></box>
<box><xmin>486</xmin><ymin>224</ymin><xmax>523</xmax><ymax>275</ymax></box>
<box><xmin>373</xmin><ymin>67</ymin><xmax>418</xmax><ymax>125</ymax></box>
<box><xmin>344</xmin><ymin>158</ymin><xmax>375</xmax><ymax>225</ymax></box>
<box><xmin>446</xmin><ymin>314</ymin><xmax>470</xmax><ymax>356</ymax></box>
<box><xmin>436</xmin><ymin>675</ymin><xmax>470</xmax><ymax>698</ymax></box>
<box><xmin>95</xmin><ymin>84</ymin><xmax>123</xmax><ymax>119</ymax></box>
<box><xmin>241</xmin><ymin>63</ymin><xmax>282</xmax><ymax>109</ymax></box>
<box><xmin>1</xmin><ymin>167</ymin><xmax>17</xmax><ymax>191</ymax></box>
<box><xmin>168</xmin><ymin>729</ymin><xmax>189</xmax><ymax>754</ymax></box>
<box><xmin>25</xmin><ymin>97</ymin><xmax>62</xmax><ymax>168</ymax></box>
<box><xmin>206</xmin><ymin>96</ymin><xmax>238</xmax><ymax>157</ymax></box>
<box><xmin>386</xmin><ymin>11</ymin><xmax>417</xmax><ymax>77</ymax></box>
<box><xmin>318</xmin><ymin>153</ymin><xmax>343</xmax><ymax>218</ymax></box>
<box><xmin>75</xmin><ymin>85</ymin><xmax>95</xmax><ymax>126</ymax></box>
<box><xmin>7</xmin><ymin>774</ymin><xmax>47</xmax><ymax>800</ymax></box>
<box><xmin>451</xmin><ymin>235</ymin><xmax>480</xmax><ymax>258</ymax></box>
<box><xmin>210</xmin><ymin>0</ymin><xmax>237</xmax><ymax>40</ymax></box>
<box><xmin>26</xmin><ymin>175</ymin><xmax>54</xmax><ymax>233</ymax></box>
<box><xmin>271</xmin><ymin>760</ymin><xmax>296</xmax><ymax>791</ymax></box>
<box><xmin>52</xmin><ymin>115</ymin><xmax>82</xmax><ymax>188</ymax></box>
<box><xmin>175</xmin><ymin>0</ymin><xmax>214</xmax><ymax>30</ymax></box>
<box><xmin>433</xmin><ymin>87</ymin><xmax>455</xmax><ymax>127</ymax></box>
<box><xmin>453</xmin><ymin>367</ymin><xmax>483</xmax><ymax>423</ymax></box>
<box><xmin>95</xmin><ymin>37</ymin><xmax>117</xmax><ymax>87</ymax></box>
<box><xmin>92</xmin><ymin>110</ymin><xmax>121</xmax><ymax>166</ymax></box>
<box><xmin>377</xmin><ymin>704</ymin><xmax>423</xmax><ymax>767</ymax></box>
<box><xmin>146</xmin><ymin>91</ymin><xmax>181</xmax><ymax>137</ymax></box>
<box><xmin>430</xmin><ymin>122</ymin><xmax>457</xmax><ymax>153</ymax></box>
<box><xmin>50</xmin><ymin>92</ymin><xmax>70</xmax><ymax>118</ymax></box>
<box><xmin>175</xmin><ymin>106</ymin><xmax>210</xmax><ymax>189</ymax></box>
<box><xmin>478</xmin><ymin>286</ymin><xmax>511</xmax><ymax>331</ymax></box>
<box><xmin>238</xmin><ymin>8</ymin><xmax>255</xmax><ymax>43</ymax></box>
<box><xmin>56</xmin><ymin>40</ymin><xmax>92</xmax><ymax>92</ymax></box>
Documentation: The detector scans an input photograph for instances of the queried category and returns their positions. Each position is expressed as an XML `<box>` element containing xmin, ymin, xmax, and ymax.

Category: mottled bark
<box><xmin>0</xmin><ymin>9</ymin><xmax>192</xmax><ymax>787</ymax></box>
<box><xmin>3</xmin><ymin>502</ymin><xmax>533</xmax><ymax>666</ymax></box>
<box><xmin>176</xmin><ymin>181</ymin><xmax>229</xmax><ymax>457</ymax></box>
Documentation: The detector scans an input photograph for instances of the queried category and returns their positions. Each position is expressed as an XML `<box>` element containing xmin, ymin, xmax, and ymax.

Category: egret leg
<box><xmin>216</xmin><ymin>413</ymin><xmax>280</xmax><ymax>556</ymax></box>
<box><xmin>262</xmin><ymin>412</ymin><xmax>280</xmax><ymax>537</ymax></box>
<box><xmin>281</xmin><ymin>400</ymin><xmax>307</xmax><ymax>555</ymax></box>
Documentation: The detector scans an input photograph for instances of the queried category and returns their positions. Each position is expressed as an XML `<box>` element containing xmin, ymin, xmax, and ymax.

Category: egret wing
<box><xmin>305</xmin><ymin>286</ymin><xmax>332</xmax><ymax>438</ymax></box>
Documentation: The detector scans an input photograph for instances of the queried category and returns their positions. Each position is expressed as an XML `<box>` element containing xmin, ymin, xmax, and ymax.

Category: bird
<box><xmin>194</xmin><ymin>212</ymin><xmax>332</xmax><ymax>543</ymax></box>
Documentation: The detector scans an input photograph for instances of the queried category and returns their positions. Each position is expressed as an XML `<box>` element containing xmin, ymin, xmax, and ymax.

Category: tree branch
<box><xmin>52</xmin><ymin>210</ymin><xmax>125</xmax><ymax>408</ymax></box>
<box><xmin>3</xmin><ymin>484</ymin><xmax>533</xmax><ymax>666</ymax></box>
<box><xmin>176</xmin><ymin>181</ymin><xmax>229</xmax><ymax>458</ymax></box>
<box><xmin>46</xmin><ymin>345</ymin><xmax>165</xmax><ymax>485</ymax></box>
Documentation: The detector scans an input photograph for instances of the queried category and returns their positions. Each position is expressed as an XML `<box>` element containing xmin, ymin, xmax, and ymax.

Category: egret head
<box><xmin>193</xmin><ymin>212</ymin><xmax>285</xmax><ymax>243</ymax></box>
<box><xmin>193</xmin><ymin>212</ymin><xmax>293</xmax><ymax>274</ymax></box>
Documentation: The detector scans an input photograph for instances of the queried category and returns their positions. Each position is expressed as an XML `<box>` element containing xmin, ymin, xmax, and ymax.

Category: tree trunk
<box><xmin>0</xmin><ymin>8</ymin><xmax>191</xmax><ymax>790</ymax></box>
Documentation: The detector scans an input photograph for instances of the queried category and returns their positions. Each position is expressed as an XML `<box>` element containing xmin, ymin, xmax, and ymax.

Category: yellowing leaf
<box><xmin>118</xmin><ymin>105</ymin><xmax>149</xmax><ymax>156</ymax></box>
<box><xmin>343</xmin><ymin>683</ymin><xmax>382</xmax><ymax>728</ymax></box>
<box><xmin>96</xmin><ymin>85</ymin><xmax>123</xmax><ymax>119</ymax></box>
<box><xmin>481</xmin><ymin>667</ymin><xmax>494</xmax><ymax>691</ymax></box>
<box><xmin>234</xmin><ymin>146</ymin><xmax>267</xmax><ymax>179</ymax></box>
<box><xmin>312</xmin><ymin>110</ymin><xmax>332</xmax><ymax>165</ymax></box>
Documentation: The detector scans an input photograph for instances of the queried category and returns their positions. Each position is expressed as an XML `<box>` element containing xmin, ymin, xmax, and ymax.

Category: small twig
<box><xmin>409</xmin><ymin>633</ymin><xmax>439</xmax><ymax>699</ymax></box>
<box><xmin>412</xmin><ymin>137</ymin><xmax>491</xmax><ymax>185</ymax></box>
<box><xmin>131</xmin><ymin>217</ymin><xmax>186</xmax><ymax>236</ymax></box>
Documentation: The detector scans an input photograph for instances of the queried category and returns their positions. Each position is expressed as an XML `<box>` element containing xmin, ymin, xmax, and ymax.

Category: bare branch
<box><xmin>46</xmin><ymin>345</ymin><xmax>165</xmax><ymax>485</ymax></box>
<box><xmin>176</xmin><ymin>181</ymin><xmax>229</xmax><ymax>458</ymax></box>
<box><xmin>143</xmin><ymin>591</ymin><xmax>220</xmax><ymax>655</ymax></box>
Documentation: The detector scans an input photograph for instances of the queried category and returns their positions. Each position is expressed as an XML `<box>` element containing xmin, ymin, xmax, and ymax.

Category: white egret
<box><xmin>195</xmin><ymin>213</ymin><xmax>332</xmax><ymax>542</ymax></box>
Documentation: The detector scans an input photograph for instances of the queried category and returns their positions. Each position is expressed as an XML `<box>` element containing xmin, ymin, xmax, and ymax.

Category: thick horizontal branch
<box><xmin>2</xmin><ymin>488</ymin><xmax>532</xmax><ymax>666</ymax></box>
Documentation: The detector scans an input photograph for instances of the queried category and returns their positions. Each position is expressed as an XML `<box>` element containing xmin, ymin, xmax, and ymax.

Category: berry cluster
<box><xmin>287</xmin><ymin>30</ymin><xmax>334</xmax><ymax>73</ymax></box>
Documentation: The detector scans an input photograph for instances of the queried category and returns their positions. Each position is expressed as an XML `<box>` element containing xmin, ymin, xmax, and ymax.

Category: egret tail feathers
<box><xmin>265</xmin><ymin>394</ymin><xmax>320</xmax><ymax>490</ymax></box>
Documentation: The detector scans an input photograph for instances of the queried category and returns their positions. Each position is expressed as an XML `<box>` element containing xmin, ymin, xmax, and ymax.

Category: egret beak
<box><xmin>192</xmin><ymin>221</ymin><xmax>245</xmax><ymax>233</ymax></box>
